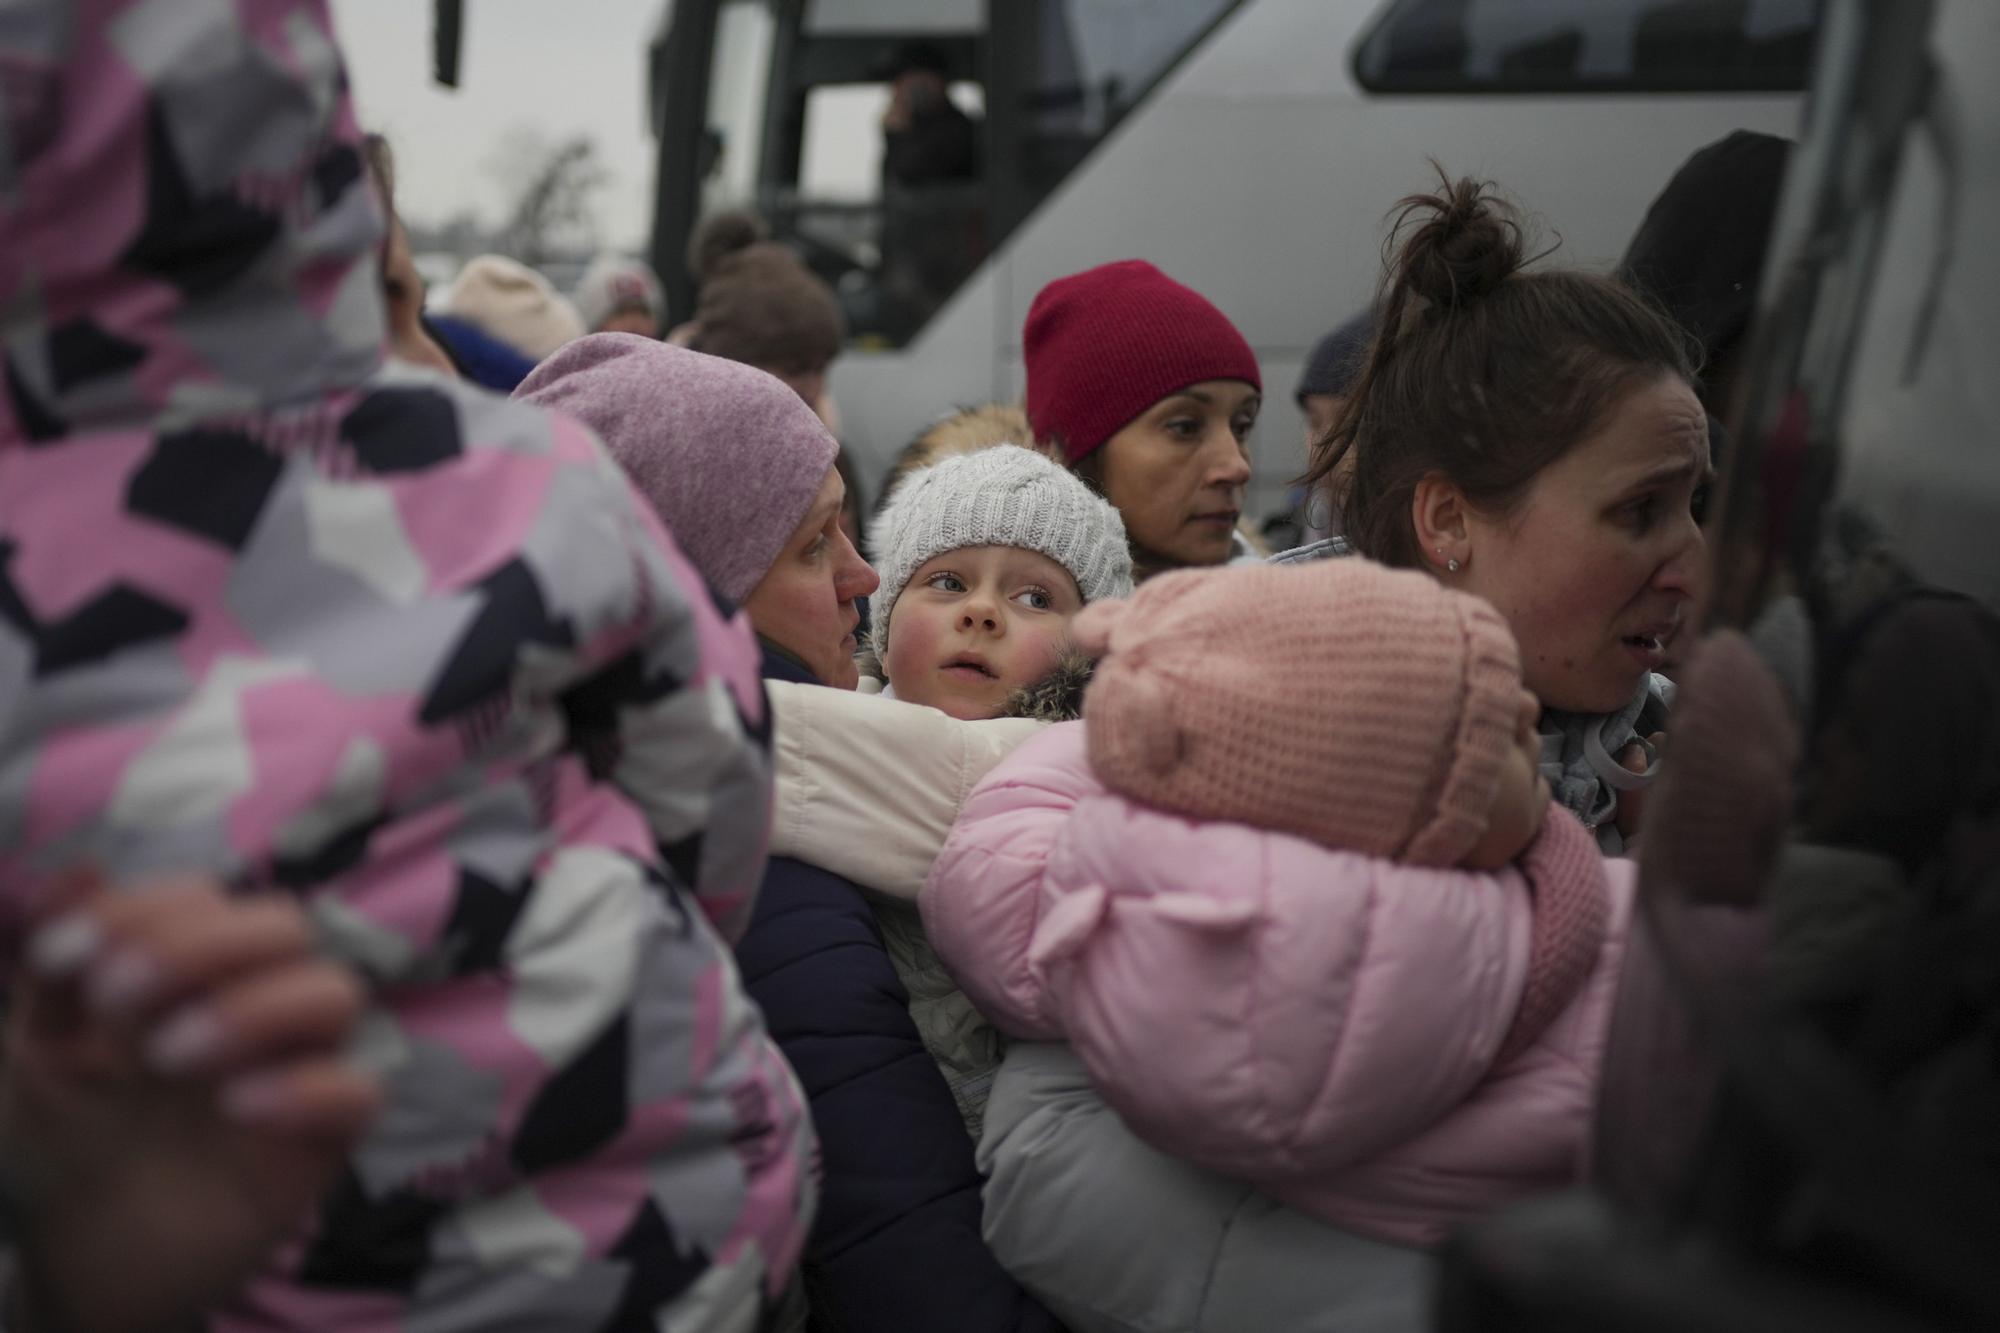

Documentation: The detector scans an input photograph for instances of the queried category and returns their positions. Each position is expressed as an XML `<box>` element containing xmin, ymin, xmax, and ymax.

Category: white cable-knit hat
<box><xmin>870</xmin><ymin>445</ymin><xmax>1134</xmax><ymax>631</ymax></box>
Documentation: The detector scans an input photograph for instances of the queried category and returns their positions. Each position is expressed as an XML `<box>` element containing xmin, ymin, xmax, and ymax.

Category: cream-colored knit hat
<box><xmin>444</xmin><ymin>254</ymin><xmax>586</xmax><ymax>363</ymax></box>
<box><xmin>871</xmin><ymin>445</ymin><xmax>1134</xmax><ymax>629</ymax></box>
<box><xmin>1075</xmin><ymin>559</ymin><xmax>1524</xmax><ymax>867</ymax></box>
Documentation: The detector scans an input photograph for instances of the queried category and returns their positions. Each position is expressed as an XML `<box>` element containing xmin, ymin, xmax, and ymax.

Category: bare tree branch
<box><xmin>490</xmin><ymin>131</ymin><xmax>610</xmax><ymax>266</ymax></box>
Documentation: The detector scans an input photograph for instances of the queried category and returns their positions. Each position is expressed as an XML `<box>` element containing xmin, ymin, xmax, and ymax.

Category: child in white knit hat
<box><xmin>762</xmin><ymin>442</ymin><xmax>1132</xmax><ymax>1135</ymax></box>
<box><xmin>866</xmin><ymin>444</ymin><xmax>1134</xmax><ymax>718</ymax></box>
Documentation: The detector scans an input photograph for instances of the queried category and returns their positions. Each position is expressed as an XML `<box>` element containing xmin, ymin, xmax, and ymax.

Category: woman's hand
<box><xmin>1613</xmin><ymin>731</ymin><xmax>1667</xmax><ymax>843</ymax></box>
<box><xmin>2</xmin><ymin>873</ymin><xmax>378</xmax><ymax>1332</ymax></box>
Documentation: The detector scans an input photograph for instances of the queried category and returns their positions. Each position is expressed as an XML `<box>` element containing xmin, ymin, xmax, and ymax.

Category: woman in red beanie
<box><xmin>1024</xmin><ymin>260</ymin><xmax>1261</xmax><ymax>580</ymax></box>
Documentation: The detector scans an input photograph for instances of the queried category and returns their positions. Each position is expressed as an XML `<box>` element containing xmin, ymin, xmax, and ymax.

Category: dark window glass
<box><xmin>1593</xmin><ymin>1</ymin><xmax>2000</xmax><ymax>1320</ymax></box>
<box><xmin>1438</xmin><ymin>9</ymin><xmax>2000</xmax><ymax>1329</ymax></box>
<box><xmin>1355</xmin><ymin>0</ymin><xmax>1822</xmax><ymax>94</ymax></box>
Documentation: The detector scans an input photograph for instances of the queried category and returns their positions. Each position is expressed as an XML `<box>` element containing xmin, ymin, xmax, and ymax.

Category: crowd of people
<box><xmin>0</xmin><ymin>3</ymin><xmax>1860</xmax><ymax>1332</ymax></box>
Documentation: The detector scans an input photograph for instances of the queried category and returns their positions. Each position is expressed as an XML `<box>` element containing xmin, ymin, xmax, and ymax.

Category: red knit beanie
<box><xmin>1024</xmin><ymin>260</ymin><xmax>1261</xmax><ymax>464</ymax></box>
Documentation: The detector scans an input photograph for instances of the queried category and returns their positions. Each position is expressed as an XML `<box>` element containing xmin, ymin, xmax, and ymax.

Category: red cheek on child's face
<box><xmin>884</xmin><ymin>603</ymin><xmax>946</xmax><ymax>692</ymax></box>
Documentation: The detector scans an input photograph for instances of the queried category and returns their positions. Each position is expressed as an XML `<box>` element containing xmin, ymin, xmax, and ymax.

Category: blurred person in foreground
<box><xmin>0</xmin><ymin>3</ymin><xmax>812</xmax><ymax>1327</ymax></box>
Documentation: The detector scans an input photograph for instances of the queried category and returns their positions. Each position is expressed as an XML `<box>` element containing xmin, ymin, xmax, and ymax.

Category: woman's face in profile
<box><xmin>1454</xmin><ymin>374</ymin><xmax>1712</xmax><ymax>714</ymax></box>
<box><xmin>741</xmin><ymin>468</ymin><xmax>879</xmax><ymax>689</ymax></box>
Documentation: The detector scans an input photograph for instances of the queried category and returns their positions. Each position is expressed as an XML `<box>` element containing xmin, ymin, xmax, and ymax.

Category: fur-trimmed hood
<box><xmin>1002</xmin><ymin>648</ymin><xmax>1094</xmax><ymax>723</ymax></box>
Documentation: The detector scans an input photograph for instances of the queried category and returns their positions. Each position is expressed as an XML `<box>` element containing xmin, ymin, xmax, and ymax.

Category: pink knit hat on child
<box><xmin>1074</xmin><ymin>559</ymin><xmax>1523</xmax><ymax>867</ymax></box>
<box><xmin>1077</xmin><ymin>557</ymin><xmax>1612</xmax><ymax>1063</ymax></box>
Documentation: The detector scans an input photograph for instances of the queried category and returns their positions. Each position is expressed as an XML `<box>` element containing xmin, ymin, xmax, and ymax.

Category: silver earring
<box><xmin>1447</xmin><ymin>557</ymin><xmax>1461</xmax><ymax>573</ymax></box>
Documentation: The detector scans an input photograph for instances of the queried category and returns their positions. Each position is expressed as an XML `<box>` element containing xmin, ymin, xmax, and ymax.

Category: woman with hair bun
<box><xmin>1295</xmin><ymin>169</ymin><xmax>1709</xmax><ymax>853</ymax></box>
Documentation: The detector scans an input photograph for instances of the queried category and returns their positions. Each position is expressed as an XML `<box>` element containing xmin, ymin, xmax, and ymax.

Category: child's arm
<box><xmin>767</xmin><ymin>681</ymin><xmax>1041</xmax><ymax>899</ymax></box>
<box><xmin>920</xmin><ymin>724</ymin><xmax>1103</xmax><ymax>1040</ymax></box>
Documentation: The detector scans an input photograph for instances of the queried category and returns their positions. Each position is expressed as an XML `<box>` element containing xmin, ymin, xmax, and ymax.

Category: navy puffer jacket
<box><xmin>737</xmin><ymin>646</ymin><xmax>1063</xmax><ymax>1333</ymax></box>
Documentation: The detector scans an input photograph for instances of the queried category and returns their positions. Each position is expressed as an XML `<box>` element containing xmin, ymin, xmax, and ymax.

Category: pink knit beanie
<box><xmin>515</xmin><ymin>334</ymin><xmax>838</xmax><ymax>602</ymax></box>
<box><xmin>1075</xmin><ymin>559</ymin><xmax>1524</xmax><ymax>866</ymax></box>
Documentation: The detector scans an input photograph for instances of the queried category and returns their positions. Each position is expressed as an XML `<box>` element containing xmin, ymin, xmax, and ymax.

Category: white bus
<box><xmin>648</xmin><ymin>0</ymin><xmax>1819</xmax><ymax>521</ymax></box>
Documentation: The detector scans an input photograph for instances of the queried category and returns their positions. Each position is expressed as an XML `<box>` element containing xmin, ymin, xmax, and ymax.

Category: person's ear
<box><xmin>1411</xmin><ymin>472</ymin><xmax>1470</xmax><ymax>576</ymax></box>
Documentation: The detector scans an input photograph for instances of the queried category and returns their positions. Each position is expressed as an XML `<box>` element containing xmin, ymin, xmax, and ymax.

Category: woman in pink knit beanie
<box><xmin>924</xmin><ymin>557</ymin><xmax>1630</xmax><ymax>1248</ymax></box>
<box><xmin>516</xmin><ymin>334</ymin><xmax>879</xmax><ymax>688</ymax></box>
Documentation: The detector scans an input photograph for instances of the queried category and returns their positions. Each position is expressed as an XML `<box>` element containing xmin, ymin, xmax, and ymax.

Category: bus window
<box><xmin>702</xmin><ymin>2</ymin><xmax>778</xmax><ymax>216</ymax></box>
<box><xmin>805</xmin><ymin>0</ymin><xmax>979</xmax><ymax>34</ymax></box>
<box><xmin>1006</xmin><ymin>0</ymin><xmax>1244</xmax><ymax>213</ymax></box>
<box><xmin>799</xmin><ymin>84</ymin><xmax>890</xmax><ymax>201</ymax></box>
<box><xmin>658</xmin><ymin>0</ymin><xmax>1248</xmax><ymax>349</ymax></box>
<box><xmin>793</xmin><ymin>82</ymin><xmax>986</xmax><ymax>221</ymax></box>
<box><xmin>1026</xmin><ymin>0</ymin><xmax>1246</xmax><ymax>136</ymax></box>
<box><xmin>1354</xmin><ymin>0</ymin><xmax>1821</xmax><ymax>94</ymax></box>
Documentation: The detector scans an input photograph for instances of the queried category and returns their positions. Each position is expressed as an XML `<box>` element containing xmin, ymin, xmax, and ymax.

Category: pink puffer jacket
<box><xmin>922</xmin><ymin>722</ymin><xmax>1636</xmax><ymax>1247</ymax></box>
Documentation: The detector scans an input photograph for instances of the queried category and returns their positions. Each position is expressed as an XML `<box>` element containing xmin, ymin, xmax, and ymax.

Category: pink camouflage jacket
<box><xmin>923</xmin><ymin>723</ymin><xmax>1636</xmax><ymax>1248</ymax></box>
<box><xmin>0</xmin><ymin>2</ymin><xmax>811</xmax><ymax>1327</ymax></box>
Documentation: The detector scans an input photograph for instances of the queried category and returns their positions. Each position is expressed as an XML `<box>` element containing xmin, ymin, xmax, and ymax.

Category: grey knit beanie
<box><xmin>871</xmin><ymin>445</ymin><xmax>1134</xmax><ymax>629</ymax></box>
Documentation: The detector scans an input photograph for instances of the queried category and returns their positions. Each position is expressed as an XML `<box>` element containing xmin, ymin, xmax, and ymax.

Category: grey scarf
<box><xmin>1539</xmin><ymin>675</ymin><xmax>1675</xmax><ymax>855</ymax></box>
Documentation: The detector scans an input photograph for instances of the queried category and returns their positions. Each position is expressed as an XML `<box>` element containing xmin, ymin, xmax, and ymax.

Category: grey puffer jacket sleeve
<box><xmin>978</xmin><ymin>1042</ymin><xmax>1435</xmax><ymax>1333</ymax></box>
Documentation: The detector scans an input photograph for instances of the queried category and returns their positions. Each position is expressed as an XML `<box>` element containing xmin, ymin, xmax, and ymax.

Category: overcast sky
<box><xmin>331</xmin><ymin>1</ymin><xmax>664</xmax><ymax>251</ymax></box>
